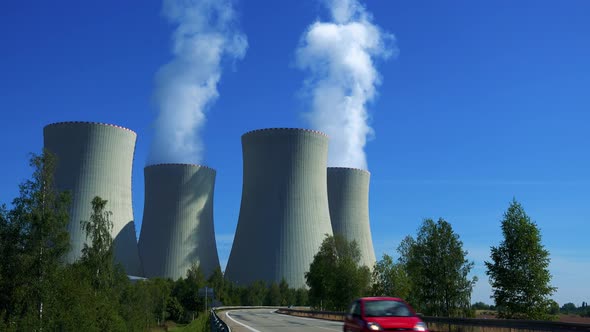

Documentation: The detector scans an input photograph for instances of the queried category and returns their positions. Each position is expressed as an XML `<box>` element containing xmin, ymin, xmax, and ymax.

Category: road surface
<box><xmin>220</xmin><ymin>308</ymin><xmax>343</xmax><ymax>332</ymax></box>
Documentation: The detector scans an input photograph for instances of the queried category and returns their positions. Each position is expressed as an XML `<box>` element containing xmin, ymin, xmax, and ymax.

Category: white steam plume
<box><xmin>148</xmin><ymin>0</ymin><xmax>247</xmax><ymax>165</ymax></box>
<box><xmin>296</xmin><ymin>0</ymin><xmax>394</xmax><ymax>170</ymax></box>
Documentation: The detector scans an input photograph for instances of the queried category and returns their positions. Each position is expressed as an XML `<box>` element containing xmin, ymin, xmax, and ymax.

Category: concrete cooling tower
<box><xmin>327</xmin><ymin>167</ymin><xmax>376</xmax><ymax>269</ymax></box>
<box><xmin>43</xmin><ymin>121</ymin><xmax>142</xmax><ymax>276</ymax></box>
<box><xmin>225</xmin><ymin>128</ymin><xmax>334</xmax><ymax>288</ymax></box>
<box><xmin>138</xmin><ymin>164</ymin><xmax>220</xmax><ymax>280</ymax></box>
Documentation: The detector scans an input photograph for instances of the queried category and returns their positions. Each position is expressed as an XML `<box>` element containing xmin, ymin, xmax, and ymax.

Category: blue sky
<box><xmin>1</xmin><ymin>0</ymin><xmax>589</xmax><ymax>305</ymax></box>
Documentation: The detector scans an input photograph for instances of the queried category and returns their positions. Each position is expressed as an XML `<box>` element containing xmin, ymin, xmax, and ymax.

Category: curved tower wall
<box><xmin>225</xmin><ymin>128</ymin><xmax>334</xmax><ymax>288</ymax></box>
<box><xmin>43</xmin><ymin>121</ymin><xmax>143</xmax><ymax>276</ymax></box>
<box><xmin>139</xmin><ymin>164</ymin><xmax>220</xmax><ymax>280</ymax></box>
<box><xmin>327</xmin><ymin>167</ymin><xmax>376</xmax><ymax>269</ymax></box>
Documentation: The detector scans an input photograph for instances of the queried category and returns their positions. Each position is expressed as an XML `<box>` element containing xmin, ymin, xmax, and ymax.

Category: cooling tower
<box><xmin>138</xmin><ymin>164</ymin><xmax>220</xmax><ymax>280</ymax></box>
<box><xmin>327</xmin><ymin>167</ymin><xmax>376</xmax><ymax>269</ymax></box>
<box><xmin>43</xmin><ymin>121</ymin><xmax>142</xmax><ymax>276</ymax></box>
<box><xmin>225</xmin><ymin>128</ymin><xmax>334</xmax><ymax>288</ymax></box>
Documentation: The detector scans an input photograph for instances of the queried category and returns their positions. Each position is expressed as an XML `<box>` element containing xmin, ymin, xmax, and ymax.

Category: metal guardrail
<box><xmin>276</xmin><ymin>308</ymin><xmax>345</xmax><ymax>321</ymax></box>
<box><xmin>277</xmin><ymin>308</ymin><xmax>590</xmax><ymax>332</ymax></box>
<box><xmin>423</xmin><ymin>316</ymin><xmax>590</xmax><ymax>332</ymax></box>
<box><xmin>210</xmin><ymin>309</ymin><xmax>230</xmax><ymax>332</ymax></box>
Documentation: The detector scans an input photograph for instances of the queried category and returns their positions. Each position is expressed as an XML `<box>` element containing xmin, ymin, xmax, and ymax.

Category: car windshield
<box><xmin>364</xmin><ymin>300</ymin><xmax>413</xmax><ymax>317</ymax></box>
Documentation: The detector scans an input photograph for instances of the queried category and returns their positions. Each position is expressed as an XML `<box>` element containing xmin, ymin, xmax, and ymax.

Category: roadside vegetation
<box><xmin>1</xmin><ymin>150</ymin><xmax>584</xmax><ymax>328</ymax></box>
<box><xmin>306</xmin><ymin>203</ymin><xmax>567</xmax><ymax>321</ymax></box>
<box><xmin>306</xmin><ymin>219</ymin><xmax>476</xmax><ymax>317</ymax></box>
<box><xmin>0</xmin><ymin>151</ymin><xmax>307</xmax><ymax>331</ymax></box>
<box><xmin>485</xmin><ymin>199</ymin><xmax>557</xmax><ymax>320</ymax></box>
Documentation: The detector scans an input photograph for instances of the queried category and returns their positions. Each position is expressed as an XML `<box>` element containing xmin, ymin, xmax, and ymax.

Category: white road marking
<box><xmin>226</xmin><ymin>311</ymin><xmax>263</xmax><ymax>332</ymax></box>
<box><xmin>276</xmin><ymin>312</ymin><xmax>342</xmax><ymax>325</ymax></box>
<box><xmin>225</xmin><ymin>309</ymin><xmax>342</xmax><ymax>332</ymax></box>
<box><xmin>274</xmin><ymin>312</ymin><xmax>342</xmax><ymax>331</ymax></box>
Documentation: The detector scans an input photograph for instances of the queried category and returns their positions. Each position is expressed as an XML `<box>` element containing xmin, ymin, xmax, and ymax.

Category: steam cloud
<box><xmin>296</xmin><ymin>0</ymin><xmax>394</xmax><ymax>169</ymax></box>
<box><xmin>148</xmin><ymin>0</ymin><xmax>247</xmax><ymax>165</ymax></box>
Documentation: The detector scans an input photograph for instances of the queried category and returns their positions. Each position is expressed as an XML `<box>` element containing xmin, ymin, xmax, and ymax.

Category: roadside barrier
<box><xmin>277</xmin><ymin>308</ymin><xmax>590</xmax><ymax>332</ymax></box>
<box><xmin>210</xmin><ymin>310</ymin><xmax>230</xmax><ymax>332</ymax></box>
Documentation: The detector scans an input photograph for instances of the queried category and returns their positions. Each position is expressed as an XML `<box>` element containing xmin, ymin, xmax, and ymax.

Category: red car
<box><xmin>343</xmin><ymin>297</ymin><xmax>429</xmax><ymax>332</ymax></box>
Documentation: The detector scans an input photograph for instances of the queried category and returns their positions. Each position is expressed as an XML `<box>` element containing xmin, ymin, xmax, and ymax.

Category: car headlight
<box><xmin>366</xmin><ymin>322</ymin><xmax>383</xmax><ymax>331</ymax></box>
<box><xmin>414</xmin><ymin>321</ymin><xmax>428</xmax><ymax>331</ymax></box>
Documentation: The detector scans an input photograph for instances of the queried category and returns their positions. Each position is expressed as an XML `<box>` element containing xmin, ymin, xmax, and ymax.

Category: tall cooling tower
<box><xmin>43</xmin><ymin>121</ymin><xmax>142</xmax><ymax>276</ymax></box>
<box><xmin>225</xmin><ymin>128</ymin><xmax>334</xmax><ymax>288</ymax></box>
<box><xmin>138</xmin><ymin>164</ymin><xmax>220</xmax><ymax>280</ymax></box>
<box><xmin>327</xmin><ymin>167</ymin><xmax>376</xmax><ymax>269</ymax></box>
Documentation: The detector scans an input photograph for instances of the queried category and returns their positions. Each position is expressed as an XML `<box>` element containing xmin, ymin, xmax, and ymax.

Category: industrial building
<box><xmin>225</xmin><ymin>128</ymin><xmax>334</xmax><ymax>288</ymax></box>
<box><xmin>139</xmin><ymin>163</ymin><xmax>220</xmax><ymax>280</ymax></box>
<box><xmin>327</xmin><ymin>167</ymin><xmax>376</xmax><ymax>269</ymax></box>
<box><xmin>43</xmin><ymin>121</ymin><xmax>143</xmax><ymax>276</ymax></box>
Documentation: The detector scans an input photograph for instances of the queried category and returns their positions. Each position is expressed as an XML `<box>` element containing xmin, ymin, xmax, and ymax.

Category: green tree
<box><xmin>485</xmin><ymin>199</ymin><xmax>556</xmax><ymax>319</ymax></box>
<box><xmin>0</xmin><ymin>151</ymin><xmax>71</xmax><ymax>329</ymax></box>
<box><xmin>295</xmin><ymin>288</ymin><xmax>309</xmax><ymax>306</ymax></box>
<box><xmin>371</xmin><ymin>253</ymin><xmax>411</xmax><ymax>299</ymax></box>
<box><xmin>403</xmin><ymin>218</ymin><xmax>476</xmax><ymax>317</ymax></box>
<box><xmin>472</xmin><ymin>302</ymin><xmax>491</xmax><ymax>310</ymax></box>
<box><xmin>166</xmin><ymin>296</ymin><xmax>184</xmax><ymax>322</ymax></box>
<box><xmin>173</xmin><ymin>264</ymin><xmax>206</xmax><ymax>319</ymax></box>
<box><xmin>267</xmin><ymin>282</ymin><xmax>281</xmax><ymax>306</ymax></box>
<box><xmin>305</xmin><ymin>234</ymin><xmax>371</xmax><ymax>311</ymax></box>
<box><xmin>560</xmin><ymin>302</ymin><xmax>576</xmax><ymax>314</ymax></box>
<box><xmin>77</xmin><ymin>196</ymin><xmax>131</xmax><ymax>331</ymax></box>
<box><xmin>279</xmin><ymin>278</ymin><xmax>291</xmax><ymax>306</ymax></box>
<box><xmin>245</xmin><ymin>281</ymin><xmax>268</xmax><ymax>306</ymax></box>
<box><xmin>80</xmin><ymin>196</ymin><xmax>116</xmax><ymax>291</ymax></box>
<box><xmin>548</xmin><ymin>300</ymin><xmax>560</xmax><ymax>316</ymax></box>
<box><xmin>207</xmin><ymin>266</ymin><xmax>225</xmax><ymax>304</ymax></box>
<box><xmin>45</xmin><ymin>264</ymin><xmax>101</xmax><ymax>331</ymax></box>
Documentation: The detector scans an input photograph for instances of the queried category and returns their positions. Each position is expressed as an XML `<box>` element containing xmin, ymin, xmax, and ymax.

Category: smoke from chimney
<box><xmin>296</xmin><ymin>0</ymin><xmax>395</xmax><ymax>170</ymax></box>
<box><xmin>148</xmin><ymin>0</ymin><xmax>247</xmax><ymax>165</ymax></box>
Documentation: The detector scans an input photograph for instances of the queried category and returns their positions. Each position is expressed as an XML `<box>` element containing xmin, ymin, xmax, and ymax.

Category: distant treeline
<box><xmin>559</xmin><ymin>302</ymin><xmax>590</xmax><ymax>316</ymax></box>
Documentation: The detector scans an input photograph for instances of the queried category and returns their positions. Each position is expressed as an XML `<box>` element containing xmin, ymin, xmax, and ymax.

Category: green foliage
<box><xmin>548</xmin><ymin>300</ymin><xmax>560</xmax><ymax>316</ymax></box>
<box><xmin>267</xmin><ymin>282</ymin><xmax>282</xmax><ymax>306</ymax></box>
<box><xmin>472</xmin><ymin>302</ymin><xmax>492</xmax><ymax>310</ymax></box>
<box><xmin>558</xmin><ymin>302</ymin><xmax>590</xmax><ymax>316</ymax></box>
<box><xmin>402</xmin><ymin>218</ymin><xmax>476</xmax><ymax>317</ymax></box>
<box><xmin>0</xmin><ymin>151</ymin><xmax>242</xmax><ymax>329</ymax></box>
<box><xmin>561</xmin><ymin>302</ymin><xmax>576</xmax><ymax>314</ymax></box>
<box><xmin>295</xmin><ymin>288</ymin><xmax>309</xmax><ymax>306</ymax></box>
<box><xmin>371</xmin><ymin>253</ymin><xmax>411</xmax><ymax>299</ymax></box>
<box><xmin>245</xmin><ymin>280</ymin><xmax>268</xmax><ymax>306</ymax></box>
<box><xmin>169</xmin><ymin>311</ymin><xmax>210</xmax><ymax>332</ymax></box>
<box><xmin>485</xmin><ymin>199</ymin><xmax>556</xmax><ymax>320</ymax></box>
<box><xmin>172</xmin><ymin>264</ymin><xmax>206</xmax><ymax>320</ymax></box>
<box><xmin>279</xmin><ymin>278</ymin><xmax>295</xmax><ymax>306</ymax></box>
<box><xmin>80</xmin><ymin>196</ymin><xmax>116</xmax><ymax>291</ymax></box>
<box><xmin>207</xmin><ymin>266</ymin><xmax>225</xmax><ymax>304</ymax></box>
<box><xmin>167</xmin><ymin>296</ymin><xmax>185</xmax><ymax>322</ymax></box>
<box><xmin>0</xmin><ymin>150</ymin><xmax>71</xmax><ymax>328</ymax></box>
<box><xmin>305</xmin><ymin>234</ymin><xmax>371</xmax><ymax>311</ymax></box>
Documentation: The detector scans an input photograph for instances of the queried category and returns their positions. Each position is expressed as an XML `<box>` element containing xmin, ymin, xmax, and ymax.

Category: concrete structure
<box><xmin>139</xmin><ymin>164</ymin><xmax>220</xmax><ymax>280</ymax></box>
<box><xmin>43</xmin><ymin>121</ymin><xmax>142</xmax><ymax>276</ymax></box>
<box><xmin>327</xmin><ymin>167</ymin><xmax>376</xmax><ymax>269</ymax></box>
<box><xmin>225</xmin><ymin>128</ymin><xmax>334</xmax><ymax>288</ymax></box>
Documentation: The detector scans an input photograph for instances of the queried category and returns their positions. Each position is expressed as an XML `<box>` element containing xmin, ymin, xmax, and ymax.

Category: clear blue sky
<box><xmin>1</xmin><ymin>0</ymin><xmax>589</xmax><ymax>305</ymax></box>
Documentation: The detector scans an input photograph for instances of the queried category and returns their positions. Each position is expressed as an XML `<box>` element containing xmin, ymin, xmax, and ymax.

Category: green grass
<box><xmin>168</xmin><ymin>313</ymin><xmax>210</xmax><ymax>332</ymax></box>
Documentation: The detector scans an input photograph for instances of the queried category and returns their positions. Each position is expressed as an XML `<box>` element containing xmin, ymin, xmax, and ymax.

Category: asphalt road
<box><xmin>221</xmin><ymin>308</ymin><xmax>343</xmax><ymax>332</ymax></box>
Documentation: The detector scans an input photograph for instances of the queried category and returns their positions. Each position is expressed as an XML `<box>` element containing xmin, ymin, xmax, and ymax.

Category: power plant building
<box><xmin>43</xmin><ymin>121</ymin><xmax>143</xmax><ymax>276</ymax></box>
<box><xmin>225</xmin><ymin>128</ymin><xmax>334</xmax><ymax>288</ymax></box>
<box><xmin>327</xmin><ymin>167</ymin><xmax>376</xmax><ymax>269</ymax></box>
<box><xmin>139</xmin><ymin>164</ymin><xmax>220</xmax><ymax>280</ymax></box>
